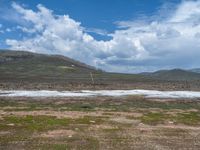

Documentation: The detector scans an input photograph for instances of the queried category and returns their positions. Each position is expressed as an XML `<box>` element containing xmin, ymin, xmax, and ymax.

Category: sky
<box><xmin>0</xmin><ymin>0</ymin><xmax>200</xmax><ymax>73</ymax></box>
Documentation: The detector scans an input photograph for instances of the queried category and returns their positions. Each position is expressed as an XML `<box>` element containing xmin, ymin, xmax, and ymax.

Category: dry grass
<box><xmin>0</xmin><ymin>96</ymin><xmax>200</xmax><ymax>149</ymax></box>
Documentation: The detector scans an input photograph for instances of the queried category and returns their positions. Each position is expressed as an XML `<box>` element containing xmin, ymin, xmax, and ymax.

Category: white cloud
<box><xmin>5</xmin><ymin>1</ymin><xmax>200</xmax><ymax>73</ymax></box>
<box><xmin>84</xmin><ymin>28</ymin><xmax>109</xmax><ymax>36</ymax></box>
<box><xmin>170</xmin><ymin>0</ymin><xmax>200</xmax><ymax>23</ymax></box>
<box><xmin>5</xmin><ymin>28</ymin><xmax>12</xmax><ymax>32</ymax></box>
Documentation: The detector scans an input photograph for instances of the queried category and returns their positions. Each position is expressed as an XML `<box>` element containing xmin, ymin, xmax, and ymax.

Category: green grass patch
<box><xmin>175</xmin><ymin>112</ymin><xmax>200</xmax><ymax>125</ymax></box>
<box><xmin>140</xmin><ymin>112</ymin><xmax>169</xmax><ymax>125</ymax></box>
<box><xmin>103</xmin><ymin>127</ymin><xmax>121</xmax><ymax>133</ymax></box>
<box><xmin>33</xmin><ymin>143</ymin><xmax>69</xmax><ymax>150</ymax></box>
<box><xmin>1</xmin><ymin>115</ymin><xmax>70</xmax><ymax>132</ymax></box>
<box><xmin>1</xmin><ymin>98</ymin><xmax>200</xmax><ymax>113</ymax></box>
<box><xmin>140</xmin><ymin>111</ymin><xmax>200</xmax><ymax>125</ymax></box>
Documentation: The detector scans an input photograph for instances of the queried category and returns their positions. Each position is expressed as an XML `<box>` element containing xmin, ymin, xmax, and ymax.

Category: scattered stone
<box><xmin>7</xmin><ymin>123</ymin><xmax>15</xmax><ymax>126</ymax></box>
<box><xmin>139</xmin><ymin>123</ymin><xmax>144</xmax><ymax>126</ymax></box>
<box><xmin>90</xmin><ymin>120</ymin><xmax>96</xmax><ymax>123</ymax></box>
<box><xmin>1</xmin><ymin>112</ymin><xmax>6</xmax><ymax>115</ymax></box>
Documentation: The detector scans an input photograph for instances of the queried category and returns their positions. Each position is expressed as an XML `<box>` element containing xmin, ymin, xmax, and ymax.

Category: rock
<box><xmin>7</xmin><ymin>123</ymin><xmax>15</xmax><ymax>126</ymax></box>
<box><xmin>90</xmin><ymin>120</ymin><xmax>96</xmax><ymax>123</ymax></box>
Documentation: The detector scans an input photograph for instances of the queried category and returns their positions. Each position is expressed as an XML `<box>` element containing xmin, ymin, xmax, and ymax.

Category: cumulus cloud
<box><xmin>5</xmin><ymin>1</ymin><xmax>200</xmax><ymax>73</ymax></box>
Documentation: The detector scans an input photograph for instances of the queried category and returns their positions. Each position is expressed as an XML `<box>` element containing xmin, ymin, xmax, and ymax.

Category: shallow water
<box><xmin>1</xmin><ymin>90</ymin><xmax>200</xmax><ymax>98</ymax></box>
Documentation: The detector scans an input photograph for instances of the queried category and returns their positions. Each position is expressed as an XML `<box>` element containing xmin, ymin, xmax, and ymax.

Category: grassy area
<box><xmin>1</xmin><ymin>115</ymin><xmax>70</xmax><ymax>131</ymax></box>
<box><xmin>139</xmin><ymin>111</ymin><xmax>200</xmax><ymax>125</ymax></box>
<box><xmin>1</xmin><ymin>96</ymin><xmax>200</xmax><ymax>112</ymax></box>
<box><xmin>175</xmin><ymin>112</ymin><xmax>200</xmax><ymax>125</ymax></box>
<box><xmin>140</xmin><ymin>112</ymin><xmax>168</xmax><ymax>125</ymax></box>
<box><xmin>0</xmin><ymin>97</ymin><xmax>200</xmax><ymax>149</ymax></box>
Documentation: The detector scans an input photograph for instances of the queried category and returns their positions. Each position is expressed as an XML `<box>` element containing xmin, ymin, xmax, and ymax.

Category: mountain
<box><xmin>0</xmin><ymin>50</ymin><xmax>104</xmax><ymax>84</ymax></box>
<box><xmin>0</xmin><ymin>50</ymin><xmax>97</xmax><ymax>72</ymax></box>
<box><xmin>188</xmin><ymin>68</ymin><xmax>200</xmax><ymax>74</ymax></box>
<box><xmin>0</xmin><ymin>50</ymin><xmax>100</xmax><ymax>76</ymax></box>
<box><xmin>1</xmin><ymin>50</ymin><xmax>200</xmax><ymax>90</ymax></box>
<box><xmin>145</xmin><ymin>69</ymin><xmax>200</xmax><ymax>81</ymax></box>
<box><xmin>0</xmin><ymin>50</ymin><xmax>145</xmax><ymax>88</ymax></box>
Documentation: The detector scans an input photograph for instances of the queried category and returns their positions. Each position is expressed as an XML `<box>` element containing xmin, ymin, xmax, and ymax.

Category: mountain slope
<box><xmin>188</xmin><ymin>68</ymin><xmax>200</xmax><ymax>74</ymax></box>
<box><xmin>146</xmin><ymin>69</ymin><xmax>200</xmax><ymax>81</ymax></box>
<box><xmin>1</xmin><ymin>50</ymin><xmax>200</xmax><ymax>82</ymax></box>
<box><xmin>0</xmin><ymin>50</ymin><xmax>98</xmax><ymax>78</ymax></box>
<box><xmin>1</xmin><ymin>50</ymin><xmax>200</xmax><ymax>90</ymax></box>
<box><xmin>0</xmin><ymin>50</ymin><xmax>146</xmax><ymax>85</ymax></box>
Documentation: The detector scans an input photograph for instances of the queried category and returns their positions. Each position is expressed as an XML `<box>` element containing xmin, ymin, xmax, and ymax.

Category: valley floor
<box><xmin>0</xmin><ymin>96</ymin><xmax>200</xmax><ymax>150</ymax></box>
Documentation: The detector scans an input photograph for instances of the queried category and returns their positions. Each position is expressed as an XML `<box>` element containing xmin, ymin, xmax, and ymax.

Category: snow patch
<box><xmin>1</xmin><ymin>90</ymin><xmax>200</xmax><ymax>98</ymax></box>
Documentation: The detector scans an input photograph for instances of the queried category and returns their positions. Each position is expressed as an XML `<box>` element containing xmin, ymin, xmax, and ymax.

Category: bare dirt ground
<box><xmin>0</xmin><ymin>96</ymin><xmax>200</xmax><ymax>150</ymax></box>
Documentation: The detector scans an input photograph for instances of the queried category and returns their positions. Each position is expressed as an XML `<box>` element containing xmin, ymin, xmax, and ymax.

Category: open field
<box><xmin>0</xmin><ymin>96</ymin><xmax>200</xmax><ymax>150</ymax></box>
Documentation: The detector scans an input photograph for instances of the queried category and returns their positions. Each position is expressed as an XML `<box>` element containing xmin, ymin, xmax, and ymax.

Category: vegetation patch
<box><xmin>174</xmin><ymin>112</ymin><xmax>200</xmax><ymax>125</ymax></box>
<box><xmin>140</xmin><ymin>112</ymin><xmax>168</xmax><ymax>125</ymax></box>
<box><xmin>139</xmin><ymin>111</ymin><xmax>200</xmax><ymax>125</ymax></box>
<box><xmin>102</xmin><ymin>126</ymin><xmax>121</xmax><ymax>133</ymax></box>
<box><xmin>58</xmin><ymin>66</ymin><xmax>76</xmax><ymax>72</ymax></box>
<box><xmin>1</xmin><ymin>115</ymin><xmax>70</xmax><ymax>132</ymax></box>
<box><xmin>31</xmin><ymin>143</ymin><xmax>69</xmax><ymax>150</ymax></box>
<box><xmin>1</xmin><ymin>97</ymin><xmax>200</xmax><ymax>112</ymax></box>
<box><xmin>0</xmin><ymin>97</ymin><xmax>200</xmax><ymax>149</ymax></box>
<box><xmin>73</xmin><ymin>116</ymin><xmax>106</xmax><ymax>125</ymax></box>
<box><xmin>159</xmin><ymin>128</ymin><xmax>188</xmax><ymax>137</ymax></box>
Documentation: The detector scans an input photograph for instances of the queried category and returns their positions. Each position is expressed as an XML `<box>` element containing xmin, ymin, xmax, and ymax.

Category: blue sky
<box><xmin>0</xmin><ymin>0</ymin><xmax>200</xmax><ymax>73</ymax></box>
<box><xmin>0</xmin><ymin>0</ymin><xmax>178</xmax><ymax>30</ymax></box>
<box><xmin>0</xmin><ymin>0</ymin><xmax>180</xmax><ymax>42</ymax></box>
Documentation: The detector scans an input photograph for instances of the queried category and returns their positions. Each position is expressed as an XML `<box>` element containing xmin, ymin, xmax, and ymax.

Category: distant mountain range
<box><xmin>142</xmin><ymin>69</ymin><xmax>200</xmax><ymax>81</ymax></box>
<box><xmin>1</xmin><ymin>50</ymin><xmax>200</xmax><ymax>83</ymax></box>
<box><xmin>188</xmin><ymin>68</ymin><xmax>200</xmax><ymax>74</ymax></box>
<box><xmin>0</xmin><ymin>50</ymin><xmax>146</xmax><ymax>87</ymax></box>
